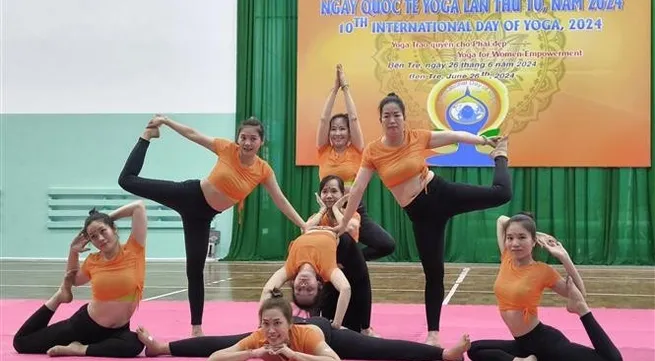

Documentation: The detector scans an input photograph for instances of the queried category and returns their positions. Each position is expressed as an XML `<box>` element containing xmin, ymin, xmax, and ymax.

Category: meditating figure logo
<box><xmin>426</xmin><ymin>72</ymin><xmax>509</xmax><ymax>167</ymax></box>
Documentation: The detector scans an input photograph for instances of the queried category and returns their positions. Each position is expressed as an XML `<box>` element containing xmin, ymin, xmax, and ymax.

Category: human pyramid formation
<box><xmin>12</xmin><ymin>65</ymin><xmax>623</xmax><ymax>361</ymax></box>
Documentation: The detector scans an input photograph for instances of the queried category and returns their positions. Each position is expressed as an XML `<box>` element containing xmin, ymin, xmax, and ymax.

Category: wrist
<box><xmin>479</xmin><ymin>136</ymin><xmax>488</xmax><ymax>145</ymax></box>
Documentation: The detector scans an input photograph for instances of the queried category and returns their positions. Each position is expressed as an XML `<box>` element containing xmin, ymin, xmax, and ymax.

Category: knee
<box><xmin>495</xmin><ymin>185</ymin><xmax>513</xmax><ymax>205</ymax></box>
<box><xmin>13</xmin><ymin>336</ymin><xmax>34</xmax><ymax>354</ymax></box>
<box><xmin>117</xmin><ymin>174</ymin><xmax>132</xmax><ymax>191</ymax></box>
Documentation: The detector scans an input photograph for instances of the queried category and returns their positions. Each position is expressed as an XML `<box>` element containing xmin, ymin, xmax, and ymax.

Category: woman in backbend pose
<box><xmin>334</xmin><ymin>92</ymin><xmax>512</xmax><ymax>346</ymax></box>
<box><xmin>466</xmin><ymin>213</ymin><xmax>623</xmax><ymax>361</ymax></box>
<box><xmin>13</xmin><ymin>201</ymin><xmax>148</xmax><ymax>357</ymax></box>
<box><xmin>118</xmin><ymin>115</ymin><xmax>307</xmax><ymax>336</ymax></box>
<box><xmin>133</xmin><ymin>296</ymin><xmax>472</xmax><ymax>361</ymax></box>
<box><xmin>316</xmin><ymin>64</ymin><xmax>395</xmax><ymax>261</ymax></box>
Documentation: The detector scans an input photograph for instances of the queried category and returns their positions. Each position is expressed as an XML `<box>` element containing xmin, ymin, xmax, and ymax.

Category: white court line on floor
<box><xmin>142</xmin><ymin>277</ymin><xmax>232</xmax><ymax>302</ymax></box>
<box><xmin>442</xmin><ymin>267</ymin><xmax>470</xmax><ymax>305</ymax></box>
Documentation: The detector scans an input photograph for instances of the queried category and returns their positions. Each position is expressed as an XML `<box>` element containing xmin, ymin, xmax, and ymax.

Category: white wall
<box><xmin>3</xmin><ymin>0</ymin><xmax>237</xmax><ymax>114</ymax></box>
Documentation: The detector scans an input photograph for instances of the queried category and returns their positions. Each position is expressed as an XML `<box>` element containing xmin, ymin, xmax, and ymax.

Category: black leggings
<box><xmin>170</xmin><ymin>316</ymin><xmax>445</xmax><ymax>360</ymax></box>
<box><xmin>403</xmin><ymin>156</ymin><xmax>512</xmax><ymax>331</ymax></box>
<box><xmin>315</xmin><ymin>233</ymin><xmax>372</xmax><ymax>332</ymax></box>
<box><xmin>467</xmin><ymin>313</ymin><xmax>623</xmax><ymax>361</ymax></box>
<box><xmin>13</xmin><ymin>304</ymin><xmax>143</xmax><ymax>358</ymax></box>
<box><xmin>357</xmin><ymin>203</ymin><xmax>396</xmax><ymax>260</ymax></box>
<box><xmin>118</xmin><ymin>137</ymin><xmax>219</xmax><ymax>326</ymax></box>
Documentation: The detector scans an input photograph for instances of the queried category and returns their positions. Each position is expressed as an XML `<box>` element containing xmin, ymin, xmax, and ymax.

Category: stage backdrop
<box><xmin>296</xmin><ymin>0</ymin><xmax>651</xmax><ymax>167</ymax></box>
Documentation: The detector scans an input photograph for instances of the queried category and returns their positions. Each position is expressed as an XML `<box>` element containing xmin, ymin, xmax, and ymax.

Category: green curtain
<box><xmin>226</xmin><ymin>0</ymin><xmax>655</xmax><ymax>265</ymax></box>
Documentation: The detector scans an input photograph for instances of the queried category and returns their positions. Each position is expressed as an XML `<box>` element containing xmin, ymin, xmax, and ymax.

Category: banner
<box><xmin>296</xmin><ymin>0</ymin><xmax>651</xmax><ymax>167</ymax></box>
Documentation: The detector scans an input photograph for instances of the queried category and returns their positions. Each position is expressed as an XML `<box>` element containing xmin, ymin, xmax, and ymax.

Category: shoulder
<box><xmin>409</xmin><ymin>128</ymin><xmax>432</xmax><ymax>143</ymax></box>
<box><xmin>346</xmin><ymin>143</ymin><xmax>362</xmax><ymax>155</ymax></box>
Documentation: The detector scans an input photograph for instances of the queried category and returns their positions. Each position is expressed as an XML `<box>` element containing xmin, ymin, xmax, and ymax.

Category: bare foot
<box><xmin>136</xmin><ymin>326</ymin><xmax>169</xmax><ymax>357</ymax></box>
<box><xmin>47</xmin><ymin>341</ymin><xmax>86</xmax><ymax>357</ymax></box>
<box><xmin>516</xmin><ymin>356</ymin><xmax>537</xmax><ymax>361</ymax></box>
<box><xmin>360</xmin><ymin>328</ymin><xmax>380</xmax><ymax>337</ymax></box>
<box><xmin>191</xmin><ymin>325</ymin><xmax>204</xmax><ymax>337</ymax></box>
<box><xmin>565</xmin><ymin>276</ymin><xmax>590</xmax><ymax>316</ymax></box>
<box><xmin>425</xmin><ymin>331</ymin><xmax>440</xmax><ymax>347</ymax></box>
<box><xmin>490</xmin><ymin>136</ymin><xmax>509</xmax><ymax>159</ymax></box>
<box><xmin>142</xmin><ymin>127</ymin><xmax>160</xmax><ymax>141</ymax></box>
<box><xmin>442</xmin><ymin>334</ymin><xmax>471</xmax><ymax>361</ymax></box>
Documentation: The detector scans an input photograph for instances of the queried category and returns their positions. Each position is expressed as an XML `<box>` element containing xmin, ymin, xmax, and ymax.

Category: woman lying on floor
<box><xmin>12</xmin><ymin>201</ymin><xmax>148</xmax><ymax>357</ymax></box>
<box><xmin>133</xmin><ymin>291</ymin><xmax>471</xmax><ymax>361</ymax></box>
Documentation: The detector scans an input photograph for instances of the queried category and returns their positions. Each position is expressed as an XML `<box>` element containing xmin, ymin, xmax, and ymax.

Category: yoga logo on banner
<box><xmin>296</xmin><ymin>0</ymin><xmax>650</xmax><ymax>167</ymax></box>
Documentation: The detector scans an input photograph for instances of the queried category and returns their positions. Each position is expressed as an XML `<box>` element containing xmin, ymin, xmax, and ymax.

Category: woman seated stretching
<box><xmin>467</xmin><ymin>213</ymin><xmax>623</xmax><ymax>361</ymax></box>
<box><xmin>134</xmin><ymin>302</ymin><xmax>471</xmax><ymax>360</ymax></box>
<box><xmin>260</xmin><ymin>225</ymin><xmax>351</xmax><ymax>329</ymax></box>
<box><xmin>307</xmin><ymin>175</ymin><xmax>376</xmax><ymax>336</ymax></box>
<box><xmin>12</xmin><ymin>201</ymin><xmax>148</xmax><ymax>357</ymax></box>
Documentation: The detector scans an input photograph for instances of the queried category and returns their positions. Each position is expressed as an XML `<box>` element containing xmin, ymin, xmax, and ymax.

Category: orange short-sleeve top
<box><xmin>317</xmin><ymin>144</ymin><xmax>362</xmax><ymax>186</ymax></box>
<box><xmin>81</xmin><ymin>235</ymin><xmax>146</xmax><ymax>302</ymax></box>
<box><xmin>493</xmin><ymin>250</ymin><xmax>562</xmax><ymax>322</ymax></box>
<box><xmin>361</xmin><ymin>129</ymin><xmax>432</xmax><ymax>188</ymax></box>
<box><xmin>236</xmin><ymin>324</ymin><xmax>323</xmax><ymax>353</ymax></box>
<box><xmin>318</xmin><ymin>212</ymin><xmax>361</xmax><ymax>242</ymax></box>
<box><xmin>284</xmin><ymin>231</ymin><xmax>338</xmax><ymax>281</ymax></box>
<box><xmin>206</xmin><ymin>138</ymin><xmax>273</xmax><ymax>203</ymax></box>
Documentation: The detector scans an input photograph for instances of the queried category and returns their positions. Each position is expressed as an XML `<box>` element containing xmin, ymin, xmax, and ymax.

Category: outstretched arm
<box><xmin>335</xmin><ymin>167</ymin><xmax>373</xmax><ymax>234</ymax></box>
<box><xmin>328</xmin><ymin>268</ymin><xmax>352</xmax><ymax>328</ymax></box>
<box><xmin>260</xmin><ymin>267</ymin><xmax>289</xmax><ymax>304</ymax></box>
<box><xmin>316</xmin><ymin>87</ymin><xmax>339</xmax><ymax>150</ymax></box>
<box><xmin>159</xmin><ymin>116</ymin><xmax>215</xmax><ymax>152</ymax></box>
<box><xmin>109</xmin><ymin>200</ymin><xmax>147</xmax><ymax>246</ymax></box>
<box><xmin>338</xmin><ymin>66</ymin><xmax>364</xmax><ymax>152</ymax></box>
<box><xmin>428</xmin><ymin>130</ymin><xmax>491</xmax><ymax>149</ymax></box>
<box><xmin>262</xmin><ymin>173</ymin><xmax>307</xmax><ymax>231</ymax></box>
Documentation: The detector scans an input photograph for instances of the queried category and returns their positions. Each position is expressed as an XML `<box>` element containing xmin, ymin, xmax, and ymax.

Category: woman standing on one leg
<box><xmin>13</xmin><ymin>201</ymin><xmax>148</xmax><ymax>357</ymax></box>
<box><xmin>118</xmin><ymin>115</ymin><xmax>306</xmax><ymax>336</ymax></box>
<box><xmin>317</xmin><ymin>64</ymin><xmax>395</xmax><ymax>260</ymax></box>
<box><xmin>467</xmin><ymin>213</ymin><xmax>623</xmax><ymax>361</ymax></box>
<box><xmin>334</xmin><ymin>92</ymin><xmax>512</xmax><ymax>346</ymax></box>
<box><xmin>307</xmin><ymin>175</ymin><xmax>377</xmax><ymax>336</ymax></box>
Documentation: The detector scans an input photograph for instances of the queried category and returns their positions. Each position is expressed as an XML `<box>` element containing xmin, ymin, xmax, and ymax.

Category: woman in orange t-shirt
<box><xmin>306</xmin><ymin>175</ymin><xmax>376</xmax><ymax>336</ymax></box>
<box><xmin>334</xmin><ymin>92</ymin><xmax>512</xmax><ymax>346</ymax></box>
<box><xmin>13</xmin><ymin>201</ymin><xmax>148</xmax><ymax>357</ymax></box>
<box><xmin>118</xmin><ymin>115</ymin><xmax>306</xmax><ymax>336</ymax></box>
<box><xmin>316</xmin><ymin>64</ymin><xmax>395</xmax><ymax>261</ymax></box>
<box><xmin>209</xmin><ymin>289</ymin><xmax>341</xmax><ymax>361</ymax></box>
<box><xmin>467</xmin><ymin>213</ymin><xmax>622</xmax><ymax>361</ymax></box>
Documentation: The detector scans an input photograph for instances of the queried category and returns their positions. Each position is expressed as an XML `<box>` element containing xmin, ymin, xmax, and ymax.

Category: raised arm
<box><xmin>67</xmin><ymin>233</ymin><xmax>91</xmax><ymax>286</ymax></box>
<box><xmin>428</xmin><ymin>130</ymin><xmax>495</xmax><ymax>149</ymax></box>
<box><xmin>335</xmin><ymin>167</ymin><xmax>374</xmax><ymax>234</ymax></box>
<box><xmin>327</xmin><ymin>268</ymin><xmax>352</xmax><ymax>329</ymax></box>
<box><xmin>259</xmin><ymin>267</ymin><xmax>289</xmax><ymax>304</ymax></box>
<box><xmin>151</xmin><ymin>115</ymin><xmax>215</xmax><ymax>152</ymax></box>
<box><xmin>262</xmin><ymin>173</ymin><xmax>307</xmax><ymax>232</ymax></box>
<box><xmin>338</xmin><ymin>65</ymin><xmax>364</xmax><ymax>152</ymax></box>
<box><xmin>109</xmin><ymin>200</ymin><xmax>147</xmax><ymax>246</ymax></box>
<box><xmin>496</xmin><ymin>215</ymin><xmax>510</xmax><ymax>253</ymax></box>
<box><xmin>316</xmin><ymin>68</ymin><xmax>341</xmax><ymax>149</ymax></box>
<box><xmin>538</xmin><ymin>235</ymin><xmax>587</xmax><ymax>297</ymax></box>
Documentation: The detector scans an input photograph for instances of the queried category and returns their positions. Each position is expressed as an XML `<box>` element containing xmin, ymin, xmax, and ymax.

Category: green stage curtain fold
<box><xmin>226</xmin><ymin>0</ymin><xmax>655</xmax><ymax>265</ymax></box>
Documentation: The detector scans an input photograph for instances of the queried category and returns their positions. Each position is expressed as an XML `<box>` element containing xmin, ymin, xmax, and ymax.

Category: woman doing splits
<box><xmin>134</xmin><ymin>298</ymin><xmax>472</xmax><ymax>360</ymax></box>
<box><xmin>13</xmin><ymin>201</ymin><xmax>148</xmax><ymax>357</ymax></box>
<box><xmin>308</xmin><ymin>175</ymin><xmax>376</xmax><ymax>336</ymax></box>
<box><xmin>335</xmin><ymin>92</ymin><xmax>512</xmax><ymax>345</ymax></box>
<box><xmin>316</xmin><ymin>64</ymin><xmax>395</xmax><ymax>260</ymax></box>
<box><xmin>260</xmin><ymin>227</ymin><xmax>351</xmax><ymax>329</ymax></box>
<box><xmin>118</xmin><ymin>115</ymin><xmax>306</xmax><ymax>336</ymax></box>
<box><xmin>466</xmin><ymin>213</ymin><xmax>623</xmax><ymax>361</ymax></box>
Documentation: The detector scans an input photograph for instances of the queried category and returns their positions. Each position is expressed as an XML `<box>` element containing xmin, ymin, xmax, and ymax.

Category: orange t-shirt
<box><xmin>284</xmin><ymin>231</ymin><xmax>338</xmax><ymax>281</ymax></box>
<box><xmin>81</xmin><ymin>235</ymin><xmax>146</xmax><ymax>302</ymax></box>
<box><xmin>206</xmin><ymin>138</ymin><xmax>274</xmax><ymax>203</ymax></box>
<box><xmin>318</xmin><ymin>212</ymin><xmax>361</xmax><ymax>242</ymax></box>
<box><xmin>237</xmin><ymin>324</ymin><xmax>323</xmax><ymax>353</ymax></box>
<box><xmin>493</xmin><ymin>250</ymin><xmax>562</xmax><ymax>322</ymax></box>
<box><xmin>361</xmin><ymin>129</ymin><xmax>432</xmax><ymax>188</ymax></box>
<box><xmin>317</xmin><ymin>144</ymin><xmax>362</xmax><ymax>186</ymax></box>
